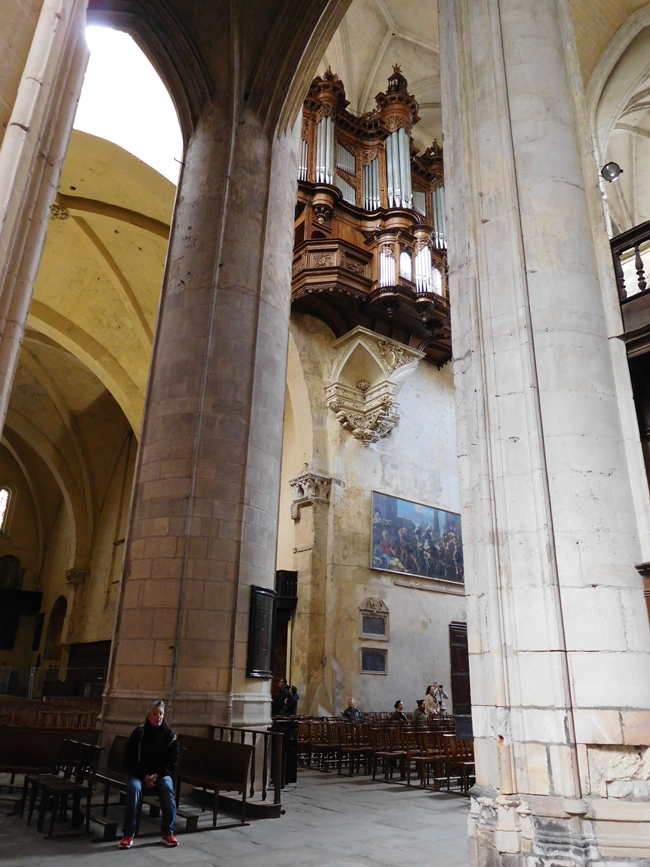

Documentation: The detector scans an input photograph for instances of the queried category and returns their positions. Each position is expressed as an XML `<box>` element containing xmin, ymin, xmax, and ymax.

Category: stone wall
<box><xmin>278</xmin><ymin>313</ymin><xmax>466</xmax><ymax>716</ymax></box>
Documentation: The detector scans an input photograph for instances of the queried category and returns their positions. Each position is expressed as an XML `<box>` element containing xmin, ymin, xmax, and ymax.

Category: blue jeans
<box><xmin>122</xmin><ymin>775</ymin><xmax>176</xmax><ymax>836</ymax></box>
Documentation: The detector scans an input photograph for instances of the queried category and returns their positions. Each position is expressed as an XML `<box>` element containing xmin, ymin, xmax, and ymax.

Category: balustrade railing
<box><xmin>611</xmin><ymin>219</ymin><xmax>650</xmax><ymax>301</ymax></box>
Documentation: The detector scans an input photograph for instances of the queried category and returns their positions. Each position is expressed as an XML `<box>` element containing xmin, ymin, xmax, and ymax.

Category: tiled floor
<box><xmin>0</xmin><ymin>768</ymin><xmax>470</xmax><ymax>867</ymax></box>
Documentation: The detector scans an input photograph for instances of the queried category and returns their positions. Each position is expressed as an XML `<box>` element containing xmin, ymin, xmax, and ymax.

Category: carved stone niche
<box><xmin>326</xmin><ymin>326</ymin><xmax>424</xmax><ymax>445</ymax></box>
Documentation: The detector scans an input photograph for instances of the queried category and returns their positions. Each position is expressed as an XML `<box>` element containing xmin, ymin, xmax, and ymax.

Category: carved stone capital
<box><xmin>289</xmin><ymin>466</ymin><xmax>341</xmax><ymax>521</ymax></box>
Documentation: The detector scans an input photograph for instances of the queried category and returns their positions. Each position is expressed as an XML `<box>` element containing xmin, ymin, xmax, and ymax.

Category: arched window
<box><xmin>0</xmin><ymin>485</ymin><xmax>14</xmax><ymax>535</ymax></box>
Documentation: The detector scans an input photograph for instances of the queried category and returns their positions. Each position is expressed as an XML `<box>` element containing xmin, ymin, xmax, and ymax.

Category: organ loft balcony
<box><xmin>291</xmin><ymin>68</ymin><xmax>451</xmax><ymax>368</ymax></box>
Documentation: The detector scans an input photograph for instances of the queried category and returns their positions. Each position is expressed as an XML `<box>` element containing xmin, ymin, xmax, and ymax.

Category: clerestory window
<box><xmin>0</xmin><ymin>486</ymin><xmax>12</xmax><ymax>535</ymax></box>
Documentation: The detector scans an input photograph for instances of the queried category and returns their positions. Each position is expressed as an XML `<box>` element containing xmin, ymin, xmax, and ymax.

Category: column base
<box><xmin>470</xmin><ymin>787</ymin><xmax>650</xmax><ymax>867</ymax></box>
<box><xmin>101</xmin><ymin>689</ymin><xmax>272</xmax><ymax>740</ymax></box>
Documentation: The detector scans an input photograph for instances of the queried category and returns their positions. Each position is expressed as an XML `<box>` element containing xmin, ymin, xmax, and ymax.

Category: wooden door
<box><xmin>449</xmin><ymin>621</ymin><xmax>471</xmax><ymax>716</ymax></box>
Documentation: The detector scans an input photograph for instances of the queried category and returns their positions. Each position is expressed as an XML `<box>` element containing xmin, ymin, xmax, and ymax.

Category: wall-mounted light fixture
<box><xmin>601</xmin><ymin>162</ymin><xmax>623</xmax><ymax>183</ymax></box>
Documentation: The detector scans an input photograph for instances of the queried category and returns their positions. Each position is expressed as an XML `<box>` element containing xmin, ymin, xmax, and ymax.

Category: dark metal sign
<box><xmin>247</xmin><ymin>585</ymin><xmax>276</xmax><ymax>678</ymax></box>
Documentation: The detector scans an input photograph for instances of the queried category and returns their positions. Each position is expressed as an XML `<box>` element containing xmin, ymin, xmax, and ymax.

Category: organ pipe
<box><xmin>363</xmin><ymin>158</ymin><xmax>380</xmax><ymax>211</ymax></box>
<box><xmin>337</xmin><ymin>142</ymin><xmax>356</xmax><ymax>175</ymax></box>
<box><xmin>316</xmin><ymin>115</ymin><xmax>335</xmax><ymax>184</ymax></box>
<box><xmin>400</xmin><ymin>251</ymin><xmax>412</xmax><ymax>280</ymax></box>
<box><xmin>298</xmin><ymin>140</ymin><xmax>308</xmax><ymax>181</ymax></box>
<box><xmin>433</xmin><ymin>185</ymin><xmax>446</xmax><ymax>249</ymax></box>
<box><xmin>380</xmin><ymin>248</ymin><xmax>395</xmax><ymax>287</ymax></box>
<box><xmin>386</xmin><ymin>129</ymin><xmax>412</xmax><ymax>209</ymax></box>
<box><xmin>336</xmin><ymin>174</ymin><xmax>356</xmax><ymax>205</ymax></box>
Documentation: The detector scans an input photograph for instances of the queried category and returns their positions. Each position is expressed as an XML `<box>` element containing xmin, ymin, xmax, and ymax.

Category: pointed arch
<box><xmin>86</xmin><ymin>0</ymin><xmax>215</xmax><ymax>143</ymax></box>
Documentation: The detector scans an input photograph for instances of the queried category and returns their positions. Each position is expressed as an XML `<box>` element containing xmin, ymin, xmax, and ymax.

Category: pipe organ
<box><xmin>292</xmin><ymin>67</ymin><xmax>451</xmax><ymax>366</ymax></box>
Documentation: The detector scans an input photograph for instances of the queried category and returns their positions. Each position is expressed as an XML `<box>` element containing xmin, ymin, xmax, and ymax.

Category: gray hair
<box><xmin>147</xmin><ymin>700</ymin><xmax>165</xmax><ymax>713</ymax></box>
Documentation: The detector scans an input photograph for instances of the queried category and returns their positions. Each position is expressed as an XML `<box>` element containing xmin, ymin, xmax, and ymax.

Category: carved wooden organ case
<box><xmin>293</xmin><ymin>66</ymin><xmax>450</xmax><ymax>366</ymax></box>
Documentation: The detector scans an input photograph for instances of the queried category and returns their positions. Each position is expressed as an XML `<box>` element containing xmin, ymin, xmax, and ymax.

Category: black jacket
<box><xmin>342</xmin><ymin>707</ymin><xmax>362</xmax><ymax>720</ymax></box>
<box><xmin>123</xmin><ymin>720</ymin><xmax>179</xmax><ymax>780</ymax></box>
<box><xmin>281</xmin><ymin>694</ymin><xmax>298</xmax><ymax>715</ymax></box>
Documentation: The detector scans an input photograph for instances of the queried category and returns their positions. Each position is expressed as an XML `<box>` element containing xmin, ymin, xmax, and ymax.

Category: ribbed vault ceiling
<box><xmin>320</xmin><ymin>0</ymin><xmax>441</xmax><ymax>153</ymax></box>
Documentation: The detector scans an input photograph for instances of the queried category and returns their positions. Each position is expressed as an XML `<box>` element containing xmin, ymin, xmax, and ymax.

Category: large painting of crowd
<box><xmin>372</xmin><ymin>492</ymin><xmax>464</xmax><ymax>583</ymax></box>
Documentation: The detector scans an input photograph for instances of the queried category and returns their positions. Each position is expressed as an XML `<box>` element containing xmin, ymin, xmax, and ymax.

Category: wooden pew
<box><xmin>0</xmin><ymin>727</ymin><xmax>99</xmax><ymax>810</ymax></box>
<box><xmin>176</xmin><ymin>735</ymin><xmax>253</xmax><ymax>827</ymax></box>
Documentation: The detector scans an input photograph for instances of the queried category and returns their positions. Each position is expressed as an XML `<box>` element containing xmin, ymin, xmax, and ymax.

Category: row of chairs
<box><xmin>298</xmin><ymin>721</ymin><xmax>475</xmax><ymax>792</ymax></box>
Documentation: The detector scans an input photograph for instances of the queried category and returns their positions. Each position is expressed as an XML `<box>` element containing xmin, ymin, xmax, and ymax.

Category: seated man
<box><xmin>342</xmin><ymin>697</ymin><xmax>362</xmax><ymax>720</ymax></box>
<box><xmin>119</xmin><ymin>700</ymin><xmax>180</xmax><ymax>850</ymax></box>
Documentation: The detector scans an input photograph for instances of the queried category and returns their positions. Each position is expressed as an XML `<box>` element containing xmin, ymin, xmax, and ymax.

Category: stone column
<box><xmin>103</xmin><ymin>100</ymin><xmax>299</xmax><ymax>733</ymax></box>
<box><xmin>440</xmin><ymin>0</ymin><xmax>650</xmax><ymax>861</ymax></box>
<box><xmin>288</xmin><ymin>468</ymin><xmax>338</xmax><ymax>715</ymax></box>
<box><xmin>0</xmin><ymin>0</ymin><xmax>88</xmax><ymax>431</ymax></box>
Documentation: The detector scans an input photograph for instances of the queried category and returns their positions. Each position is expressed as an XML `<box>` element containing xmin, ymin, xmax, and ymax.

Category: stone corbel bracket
<box><xmin>326</xmin><ymin>326</ymin><xmax>424</xmax><ymax>445</ymax></box>
<box><xmin>289</xmin><ymin>466</ymin><xmax>343</xmax><ymax>521</ymax></box>
<box><xmin>65</xmin><ymin>567</ymin><xmax>90</xmax><ymax>588</ymax></box>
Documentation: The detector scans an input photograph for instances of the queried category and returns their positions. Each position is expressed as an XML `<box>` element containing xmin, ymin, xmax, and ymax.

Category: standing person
<box><xmin>282</xmin><ymin>685</ymin><xmax>299</xmax><ymax>715</ymax></box>
<box><xmin>273</xmin><ymin>677</ymin><xmax>290</xmax><ymax>715</ymax></box>
<box><xmin>434</xmin><ymin>683</ymin><xmax>449</xmax><ymax>714</ymax></box>
<box><xmin>424</xmin><ymin>684</ymin><xmax>438</xmax><ymax>719</ymax></box>
<box><xmin>412</xmin><ymin>699</ymin><xmax>427</xmax><ymax>723</ymax></box>
<box><xmin>119</xmin><ymin>700</ymin><xmax>180</xmax><ymax>850</ymax></box>
<box><xmin>390</xmin><ymin>700</ymin><xmax>407</xmax><ymax>722</ymax></box>
<box><xmin>342</xmin><ymin>698</ymin><xmax>362</xmax><ymax>720</ymax></box>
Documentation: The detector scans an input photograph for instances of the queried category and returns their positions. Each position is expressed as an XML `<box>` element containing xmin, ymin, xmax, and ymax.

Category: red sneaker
<box><xmin>162</xmin><ymin>834</ymin><xmax>178</xmax><ymax>847</ymax></box>
<box><xmin>119</xmin><ymin>836</ymin><xmax>134</xmax><ymax>849</ymax></box>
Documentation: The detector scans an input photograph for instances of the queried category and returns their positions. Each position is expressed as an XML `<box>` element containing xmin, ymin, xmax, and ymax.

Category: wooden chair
<box><xmin>337</xmin><ymin>723</ymin><xmax>372</xmax><ymax>776</ymax></box>
<box><xmin>297</xmin><ymin>721</ymin><xmax>312</xmax><ymax>766</ymax></box>
<box><xmin>371</xmin><ymin>726</ymin><xmax>406</xmax><ymax>782</ymax></box>
<box><xmin>310</xmin><ymin>722</ymin><xmax>338</xmax><ymax>771</ymax></box>
<box><xmin>37</xmin><ymin>742</ymin><xmax>102</xmax><ymax>837</ymax></box>
<box><xmin>412</xmin><ymin>730</ymin><xmax>444</xmax><ymax>788</ymax></box>
<box><xmin>22</xmin><ymin>738</ymin><xmax>81</xmax><ymax>824</ymax></box>
<box><xmin>447</xmin><ymin>737</ymin><xmax>475</xmax><ymax>792</ymax></box>
<box><xmin>403</xmin><ymin>728</ymin><xmax>424</xmax><ymax>786</ymax></box>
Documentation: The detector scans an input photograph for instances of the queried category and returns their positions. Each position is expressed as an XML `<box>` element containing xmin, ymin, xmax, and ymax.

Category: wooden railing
<box><xmin>611</xmin><ymin>219</ymin><xmax>650</xmax><ymax>301</ymax></box>
<box><xmin>0</xmin><ymin>697</ymin><xmax>98</xmax><ymax>728</ymax></box>
<box><xmin>208</xmin><ymin>724</ymin><xmax>284</xmax><ymax>805</ymax></box>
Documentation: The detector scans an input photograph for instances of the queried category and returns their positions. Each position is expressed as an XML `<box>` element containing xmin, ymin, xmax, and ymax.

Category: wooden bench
<box><xmin>176</xmin><ymin>735</ymin><xmax>253</xmax><ymax>827</ymax></box>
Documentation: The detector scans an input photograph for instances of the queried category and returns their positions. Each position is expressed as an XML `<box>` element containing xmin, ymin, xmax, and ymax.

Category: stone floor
<box><xmin>0</xmin><ymin>768</ymin><xmax>470</xmax><ymax>867</ymax></box>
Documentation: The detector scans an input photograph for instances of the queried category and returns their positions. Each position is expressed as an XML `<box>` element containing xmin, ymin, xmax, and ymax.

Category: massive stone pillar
<box><xmin>0</xmin><ymin>0</ymin><xmax>88</xmax><ymax>431</ymax></box>
<box><xmin>103</xmin><ymin>92</ymin><xmax>299</xmax><ymax>731</ymax></box>
<box><xmin>440</xmin><ymin>0</ymin><xmax>650</xmax><ymax>862</ymax></box>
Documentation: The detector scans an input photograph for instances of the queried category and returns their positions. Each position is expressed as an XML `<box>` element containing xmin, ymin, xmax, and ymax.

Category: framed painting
<box><xmin>371</xmin><ymin>491</ymin><xmax>463</xmax><ymax>583</ymax></box>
